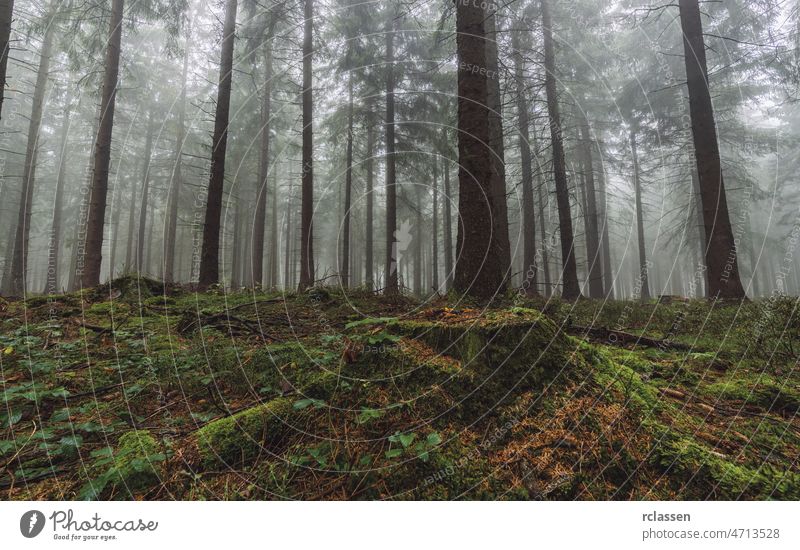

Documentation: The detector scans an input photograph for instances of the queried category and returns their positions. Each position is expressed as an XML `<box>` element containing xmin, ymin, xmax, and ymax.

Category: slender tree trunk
<box><xmin>0</xmin><ymin>0</ymin><xmax>15</xmax><ymax>123</ymax></box>
<box><xmin>453</xmin><ymin>0</ymin><xmax>506</xmax><ymax>299</ymax></box>
<box><xmin>384</xmin><ymin>12</ymin><xmax>398</xmax><ymax>294</ymax></box>
<box><xmin>298</xmin><ymin>0</ymin><xmax>315</xmax><ymax>289</ymax></box>
<box><xmin>164</xmin><ymin>17</ymin><xmax>192</xmax><ymax>283</ymax></box>
<box><xmin>81</xmin><ymin>0</ymin><xmax>124</xmax><ymax>288</ymax></box>
<box><xmin>284</xmin><ymin>186</ymin><xmax>292</xmax><ymax>287</ymax></box>
<box><xmin>442</xmin><ymin>152</ymin><xmax>453</xmax><ymax>291</ymax></box>
<box><xmin>231</xmin><ymin>196</ymin><xmax>241</xmax><ymax>288</ymax></box>
<box><xmin>45</xmin><ymin>98</ymin><xmax>72</xmax><ymax>294</ymax></box>
<box><xmin>512</xmin><ymin>30</ymin><xmax>537</xmax><ymax>296</ymax></box>
<box><xmin>596</xmin><ymin>158</ymin><xmax>614</xmax><ymax>298</ymax></box>
<box><xmin>145</xmin><ymin>205</ymin><xmax>154</xmax><ymax>274</ymax></box>
<box><xmin>630</xmin><ymin>129</ymin><xmax>650</xmax><ymax>301</ymax></box>
<box><xmin>125</xmin><ymin>174</ymin><xmax>137</xmax><ymax>272</ymax></box>
<box><xmin>9</xmin><ymin>18</ymin><xmax>54</xmax><ymax>295</ymax></box>
<box><xmin>268</xmin><ymin>167</ymin><xmax>279</xmax><ymax>287</ymax></box>
<box><xmin>413</xmin><ymin>186</ymin><xmax>422</xmax><ymax>295</ymax></box>
<box><xmin>341</xmin><ymin>59</ymin><xmax>354</xmax><ymax>288</ymax></box>
<box><xmin>678</xmin><ymin>0</ymin><xmax>746</xmax><ymax>300</ymax></box>
<box><xmin>432</xmin><ymin>157</ymin><xmax>439</xmax><ymax>293</ymax></box>
<box><xmin>541</xmin><ymin>0</ymin><xmax>581</xmax><ymax>299</ymax></box>
<box><xmin>365</xmin><ymin>117</ymin><xmax>374</xmax><ymax>288</ymax></box>
<box><xmin>537</xmin><ymin>173</ymin><xmax>552</xmax><ymax>296</ymax></box>
<box><xmin>136</xmin><ymin>112</ymin><xmax>155</xmax><ymax>272</ymax></box>
<box><xmin>199</xmin><ymin>0</ymin><xmax>237</xmax><ymax>288</ymax></box>
<box><xmin>579</xmin><ymin>115</ymin><xmax>603</xmax><ymax>298</ymax></box>
<box><xmin>109</xmin><ymin>179</ymin><xmax>122</xmax><ymax>280</ymax></box>
<box><xmin>252</xmin><ymin>26</ymin><xmax>274</xmax><ymax>288</ymax></box>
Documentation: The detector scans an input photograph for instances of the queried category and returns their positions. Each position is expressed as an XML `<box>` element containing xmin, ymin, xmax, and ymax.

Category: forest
<box><xmin>0</xmin><ymin>0</ymin><xmax>799</xmax><ymax>501</ymax></box>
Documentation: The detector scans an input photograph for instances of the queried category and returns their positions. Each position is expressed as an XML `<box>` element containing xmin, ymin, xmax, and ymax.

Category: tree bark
<box><xmin>630</xmin><ymin>129</ymin><xmax>650</xmax><ymax>301</ymax></box>
<box><xmin>341</xmin><ymin>55</ymin><xmax>354</xmax><ymax>288</ymax></box>
<box><xmin>579</xmin><ymin>115</ymin><xmax>603</xmax><ymax>298</ymax></box>
<box><xmin>365</xmin><ymin>116</ymin><xmax>374</xmax><ymax>288</ymax></box>
<box><xmin>45</xmin><ymin>97</ymin><xmax>72</xmax><ymax>294</ymax></box>
<box><xmin>512</xmin><ymin>29</ymin><xmax>537</xmax><ymax>296</ymax></box>
<box><xmin>453</xmin><ymin>0</ymin><xmax>506</xmax><ymax>299</ymax></box>
<box><xmin>81</xmin><ymin>0</ymin><xmax>124</xmax><ymax>288</ymax></box>
<box><xmin>251</xmin><ymin>24</ymin><xmax>274</xmax><ymax>288</ymax></box>
<box><xmin>199</xmin><ymin>0</ymin><xmax>237</xmax><ymax>288</ymax></box>
<box><xmin>541</xmin><ymin>0</ymin><xmax>581</xmax><ymax>299</ymax></box>
<box><xmin>384</xmin><ymin>12</ymin><xmax>398</xmax><ymax>294</ymax></box>
<box><xmin>136</xmin><ymin>112</ymin><xmax>155</xmax><ymax>272</ymax></box>
<box><xmin>268</xmin><ymin>165</ymin><xmax>279</xmax><ymax>287</ymax></box>
<box><xmin>485</xmin><ymin>8</ymin><xmax>511</xmax><ymax>283</ymax></box>
<box><xmin>432</xmin><ymin>157</ymin><xmax>439</xmax><ymax>292</ymax></box>
<box><xmin>0</xmin><ymin>0</ymin><xmax>15</xmax><ymax>123</ymax></box>
<box><xmin>164</xmin><ymin>17</ymin><xmax>192</xmax><ymax>284</ymax></box>
<box><xmin>442</xmin><ymin>148</ymin><xmax>453</xmax><ymax>292</ymax></box>
<box><xmin>9</xmin><ymin>17</ymin><xmax>54</xmax><ymax>295</ymax></box>
<box><xmin>596</xmin><ymin>158</ymin><xmax>614</xmax><ymax>298</ymax></box>
<box><xmin>298</xmin><ymin>0</ymin><xmax>315</xmax><ymax>289</ymax></box>
<box><xmin>678</xmin><ymin>0</ymin><xmax>746</xmax><ymax>299</ymax></box>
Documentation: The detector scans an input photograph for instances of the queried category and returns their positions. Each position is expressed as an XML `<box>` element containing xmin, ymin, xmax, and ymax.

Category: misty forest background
<box><xmin>0</xmin><ymin>0</ymin><xmax>798</xmax><ymax>302</ymax></box>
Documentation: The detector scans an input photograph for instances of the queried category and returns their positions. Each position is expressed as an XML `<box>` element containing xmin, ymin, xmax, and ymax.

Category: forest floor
<box><xmin>1</xmin><ymin>277</ymin><xmax>798</xmax><ymax>500</ymax></box>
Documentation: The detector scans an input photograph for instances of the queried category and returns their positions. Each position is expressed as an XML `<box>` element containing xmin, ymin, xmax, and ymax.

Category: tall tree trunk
<box><xmin>298</xmin><ymin>0</ymin><xmax>315</xmax><ymax>289</ymax></box>
<box><xmin>0</xmin><ymin>0</ymin><xmax>14</xmax><ymax>123</ymax></box>
<box><xmin>485</xmin><ymin>8</ymin><xmax>511</xmax><ymax>283</ymax></box>
<box><xmin>432</xmin><ymin>157</ymin><xmax>439</xmax><ymax>293</ymax></box>
<box><xmin>512</xmin><ymin>29</ymin><xmax>537</xmax><ymax>296</ymax></box>
<box><xmin>413</xmin><ymin>186</ymin><xmax>422</xmax><ymax>295</ymax></box>
<box><xmin>125</xmin><ymin>174</ymin><xmax>137</xmax><ymax>271</ymax></box>
<box><xmin>341</xmin><ymin>59</ymin><xmax>354</xmax><ymax>288</ymax></box>
<box><xmin>537</xmin><ymin>173</ymin><xmax>552</xmax><ymax>296</ymax></box>
<box><xmin>252</xmin><ymin>26</ymin><xmax>274</xmax><ymax>288</ymax></box>
<box><xmin>45</xmin><ymin>97</ymin><xmax>72</xmax><ymax>294</ymax></box>
<box><xmin>442</xmin><ymin>151</ymin><xmax>453</xmax><ymax>292</ymax></box>
<box><xmin>231</xmin><ymin>196</ymin><xmax>241</xmax><ymax>288</ymax></box>
<box><xmin>136</xmin><ymin>112</ymin><xmax>155</xmax><ymax>272</ymax></box>
<box><xmin>199</xmin><ymin>0</ymin><xmax>237</xmax><ymax>288</ymax></box>
<box><xmin>579</xmin><ymin>115</ymin><xmax>603</xmax><ymax>298</ymax></box>
<box><xmin>268</xmin><ymin>166</ymin><xmax>279</xmax><ymax>287</ymax></box>
<box><xmin>541</xmin><ymin>0</ymin><xmax>581</xmax><ymax>299</ymax></box>
<box><xmin>9</xmin><ymin>18</ymin><xmax>54</xmax><ymax>295</ymax></box>
<box><xmin>365</xmin><ymin>116</ymin><xmax>374</xmax><ymax>288</ymax></box>
<box><xmin>596</xmin><ymin>158</ymin><xmax>614</xmax><ymax>298</ymax></box>
<box><xmin>164</xmin><ymin>17</ymin><xmax>192</xmax><ymax>283</ymax></box>
<box><xmin>453</xmin><ymin>0</ymin><xmax>506</xmax><ymax>299</ymax></box>
<box><xmin>284</xmin><ymin>186</ymin><xmax>292</xmax><ymax>287</ymax></box>
<box><xmin>81</xmin><ymin>0</ymin><xmax>124</xmax><ymax>288</ymax></box>
<box><xmin>678</xmin><ymin>0</ymin><xmax>746</xmax><ymax>300</ymax></box>
<box><xmin>630</xmin><ymin>129</ymin><xmax>650</xmax><ymax>301</ymax></box>
<box><xmin>384</xmin><ymin>12</ymin><xmax>398</xmax><ymax>294</ymax></box>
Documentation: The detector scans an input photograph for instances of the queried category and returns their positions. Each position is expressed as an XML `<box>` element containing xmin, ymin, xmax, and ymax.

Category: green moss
<box><xmin>107</xmin><ymin>430</ymin><xmax>164</xmax><ymax>495</ymax></box>
<box><xmin>194</xmin><ymin>397</ymin><xmax>293</xmax><ymax>468</ymax></box>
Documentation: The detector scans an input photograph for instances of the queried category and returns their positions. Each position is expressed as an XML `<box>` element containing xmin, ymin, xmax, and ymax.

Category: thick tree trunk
<box><xmin>45</xmin><ymin>98</ymin><xmax>72</xmax><ymax>294</ymax></box>
<box><xmin>0</xmin><ymin>0</ymin><xmax>15</xmax><ymax>123</ymax></box>
<box><xmin>485</xmin><ymin>9</ymin><xmax>511</xmax><ymax>283</ymax></box>
<box><xmin>199</xmin><ymin>0</ymin><xmax>237</xmax><ymax>288</ymax></box>
<box><xmin>252</xmin><ymin>27</ymin><xmax>274</xmax><ymax>288</ymax></box>
<box><xmin>453</xmin><ymin>0</ymin><xmax>506</xmax><ymax>299</ymax></box>
<box><xmin>9</xmin><ymin>19</ymin><xmax>54</xmax><ymax>295</ymax></box>
<box><xmin>298</xmin><ymin>0</ymin><xmax>315</xmax><ymax>289</ymax></box>
<box><xmin>341</xmin><ymin>61</ymin><xmax>354</xmax><ymax>288</ymax></box>
<box><xmin>442</xmin><ymin>151</ymin><xmax>453</xmax><ymax>292</ymax></box>
<box><xmin>512</xmin><ymin>30</ymin><xmax>537</xmax><ymax>296</ymax></box>
<box><xmin>579</xmin><ymin>116</ymin><xmax>603</xmax><ymax>298</ymax></box>
<box><xmin>630</xmin><ymin>129</ymin><xmax>650</xmax><ymax>301</ymax></box>
<box><xmin>164</xmin><ymin>18</ymin><xmax>191</xmax><ymax>284</ymax></box>
<box><xmin>384</xmin><ymin>13</ymin><xmax>398</xmax><ymax>294</ymax></box>
<box><xmin>541</xmin><ymin>0</ymin><xmax>581</xmax><ymax>299</ymax></box>
<box><xmin>136</xmin><ymin>113</ymin><xmax>155</xmax><ymax>272</ymax></box>
<box><xmin>365</xmin><ymin>117</ymin><xmax>374</xmax><ymax>288</ymax></box>
<box><xmin>81</xmin><ymin>0</ymin><xmax>124</xmax><ymax>288</ymax></box>
<box><xmin>678</xmin><ymin>0</ymin><xmax>746</xmax><ymax>300</ymax></box>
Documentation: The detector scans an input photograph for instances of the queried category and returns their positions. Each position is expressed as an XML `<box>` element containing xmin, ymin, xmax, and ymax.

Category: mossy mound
<box><xmin>192</xmin><ymin>398</ymin><xmax>293</xmax><ymax>468</ymax></box>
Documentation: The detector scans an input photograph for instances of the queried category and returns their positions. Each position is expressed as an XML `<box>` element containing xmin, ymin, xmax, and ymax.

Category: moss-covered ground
<box><xmin>1</xmin><ymin>277</ymin><xmax>798</xmax><ymax>500</ymax></box>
